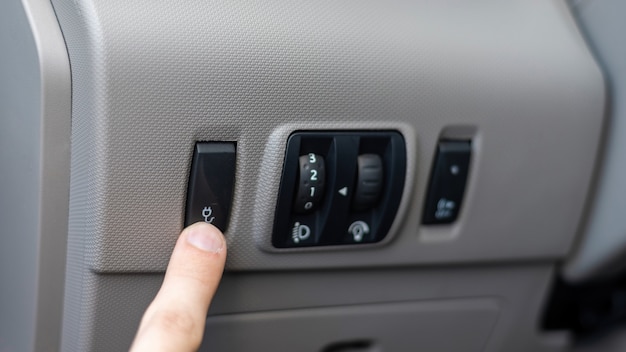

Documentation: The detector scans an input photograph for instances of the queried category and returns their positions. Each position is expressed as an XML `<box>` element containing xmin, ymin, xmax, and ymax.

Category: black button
<box><xmin>422</xmin><ymin>140</ymin><xmax>471</xmax><ymax>224</ymax></box>
<box><xmin>353</xmin><ymin>154</ymin><xmax>383</xmax><ymax>212</ymax></box>
<box><xmin>185</xmin><ymin>142</ymin><xmax>236</xmax><ymax>231</ymax></box>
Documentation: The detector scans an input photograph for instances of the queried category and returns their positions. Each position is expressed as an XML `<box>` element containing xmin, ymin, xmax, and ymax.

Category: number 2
<box><xmin>310</xmin><ymin>169</ymin><xmax>318</xmax><ymax>181</ymax></box>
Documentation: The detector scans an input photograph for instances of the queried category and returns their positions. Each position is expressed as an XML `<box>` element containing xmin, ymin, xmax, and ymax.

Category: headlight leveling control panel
<box><xmin>272</xmin><ymin>131</ymin><xmax>406</xmax><ymax>248</ymax></box>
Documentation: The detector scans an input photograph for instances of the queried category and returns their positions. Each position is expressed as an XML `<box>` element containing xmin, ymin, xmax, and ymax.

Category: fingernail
<box><xmin>186</xmin><ymin>225</ymin><xmax>224</xmax><ymax>253</ymax></box>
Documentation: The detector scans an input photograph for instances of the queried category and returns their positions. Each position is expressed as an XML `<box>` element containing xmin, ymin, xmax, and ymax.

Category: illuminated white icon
<box><xmin>348</xmin><ymin>221</ymin><xmax>370</xmax><ymax>242</ymax></box>
<box><xmin>434</xmin><ymin>198</ymin><xmax>456</xmax><ymax>219</ymax></box>
<box><xmin>450</xmin><ymin>165</ymin><xmax>460</xmax><ymax>175</ymax></box>
<box><xmin>304</xmin><ymin>201</ymin><xmax>313</xmax><ymax>210</ymax></box>
<box><xmin>202</xmin><ymin>206</ymin><xmax>215</xmax><ymax>223</ymax></box>
<box><xmin>292</xmin><ymin>222</ymin><xmax>311</xmax><ymax>243</ymax></box>
<box><xmin>338</xmin><ymin>187</ymin><xmax>348</xmax><ymax>197</ymax></box>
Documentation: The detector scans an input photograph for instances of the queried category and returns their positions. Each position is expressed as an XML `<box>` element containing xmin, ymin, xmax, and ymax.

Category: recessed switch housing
<box><xmin>422</xmin><ymin>140</ymin><xmax>471</xmax><ymax>225</ymax></box>
<box><xmin>272</xmin><ymin>131</ymin><xmax>406</xmax><ymax>248</ymax></box>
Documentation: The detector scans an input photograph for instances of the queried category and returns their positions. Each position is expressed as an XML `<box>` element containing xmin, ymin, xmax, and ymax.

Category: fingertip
<box><xmin>182</xmin><ymin>222</ymin><xmax>226</xmax><ymax>254</ymax></box>
<box><xmin>132</xmin><ymin>223</ymin><xmax>227</xmax><ymax>352</ymax></box>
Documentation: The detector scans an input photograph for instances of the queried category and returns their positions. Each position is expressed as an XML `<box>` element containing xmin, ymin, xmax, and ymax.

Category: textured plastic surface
<box><xmin>201</xmin><ymin>299</ymin><xmax>499</xmax><ymax>351</ymax></box>
<box><xmin>64</xmin><ymin>265</ymin><xmax>567</xmax><ymax>351</ymax></box>
<box><xmin>0</xmin><ymin>0</ymin><xmax>71</xmax><ymax>351</ymax></box>
<box><xmin>564</xmin><ymin>0</ymin><xmax>626</xmax><ymax>282</ymax></box>
<box><xmin>47</xmin><ymin>0</ymin><xmax>604</xmax><ymax>351</ymax></box>
<box><xmin>50</xmin><ymin>0</ymin><xmax>604</xmax><ymax>273</ymax></box>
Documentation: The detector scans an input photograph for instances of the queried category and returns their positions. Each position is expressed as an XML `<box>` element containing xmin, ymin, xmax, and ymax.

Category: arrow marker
<box><xmin>338</xmin><ymin>187</ymin><xmax>348</xmax><ymax>196</ymax></box>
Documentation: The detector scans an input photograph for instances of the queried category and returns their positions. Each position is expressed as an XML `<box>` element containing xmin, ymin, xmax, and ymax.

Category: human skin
<box><xmin>130</xmin><ymin>222</ymin><xmax>227</xmax><ymax>352</ymax></box>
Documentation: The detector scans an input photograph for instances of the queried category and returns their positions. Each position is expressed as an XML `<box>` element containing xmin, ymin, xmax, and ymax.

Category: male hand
<box><xmin>131</xmin><ymin>222</ymin><xmax>227</xmax><ymax>352</ymax></box>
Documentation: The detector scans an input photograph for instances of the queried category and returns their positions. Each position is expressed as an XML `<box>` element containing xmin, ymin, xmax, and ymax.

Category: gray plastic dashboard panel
<box><xmin>201</xmin><ymin>298</ymin><xmax>500</xmax><ymax>351</ymax></box>
<box><xmin>50</xmin><ymin>0</ymin><xmax>604</xmax><ymax>274</ymax></box>
<box><xmin>564</xmin><ymin>0</ymin><xmax>626</xmax><ymax>282</ymax></box>
<box><xmin>63</xmin><ymin>264</ymin><xmax>568</xmax><ymax>351</ymax></box>
<box><xmin>0</xmin><ymin>0</ymin><xmax>71</xmax><ymax>350</ymax></box>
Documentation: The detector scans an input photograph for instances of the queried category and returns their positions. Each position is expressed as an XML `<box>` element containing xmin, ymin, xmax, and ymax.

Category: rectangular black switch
<box><xmin>422</xmin><ymin>140</ymin><xmax>471</xmax><ymax>225</ymax></box>
<box><xmin>185</xmin><ymin>142</ymin><xmax>236</xmax><ymax>231</ymax></box>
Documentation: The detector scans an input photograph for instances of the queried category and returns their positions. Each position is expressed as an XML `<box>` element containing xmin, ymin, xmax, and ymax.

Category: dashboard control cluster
<box><xmin>272</xmin><ymin>131</ymin><xmax>406</xmax><ymax>248</ymax></box>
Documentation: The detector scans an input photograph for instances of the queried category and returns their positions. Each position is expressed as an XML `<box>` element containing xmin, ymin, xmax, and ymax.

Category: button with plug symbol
<box><xmin>185</xmin><ymin>142</ymin><xmax>236</xmax><ymax>231</ymax></box>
